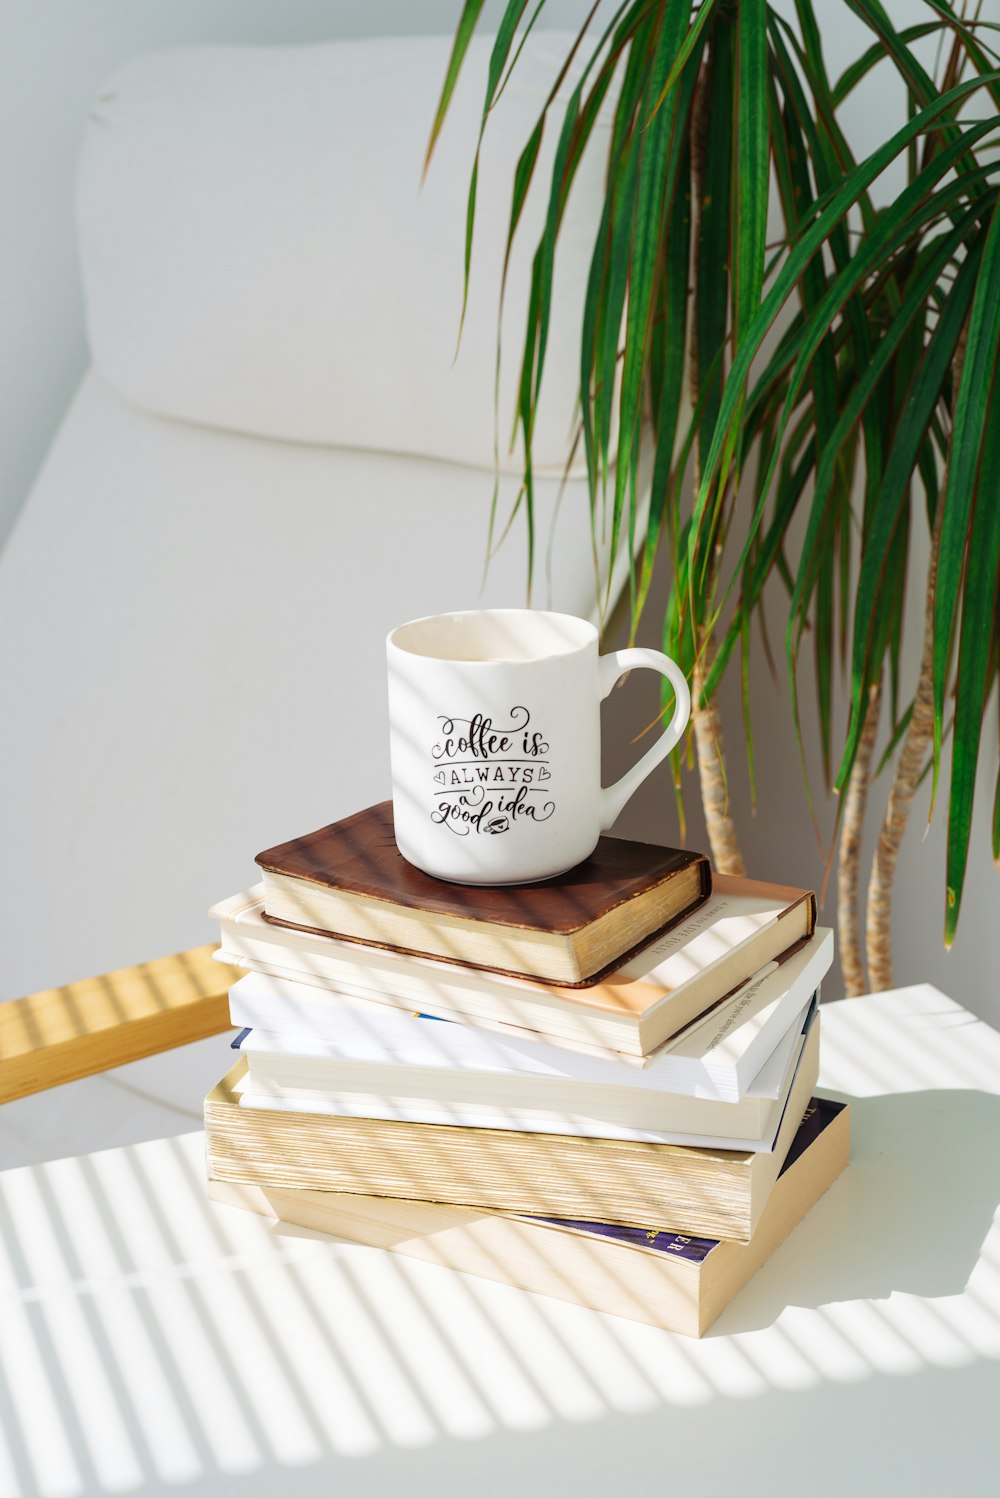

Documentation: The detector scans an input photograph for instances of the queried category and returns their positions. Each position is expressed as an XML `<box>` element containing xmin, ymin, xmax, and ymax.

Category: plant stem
<box><xmin>692</xmin><ymin>657</ymin><xmax>748</xmax><ymax>875</ymax></box>
<box><xmin>687</xmin><ymin>43</ymin><xmax>746</xmax><ymax>879</ymax></box>
<box><xmin>839</xmin><ymin>678</ymin><xmax>881</xmax><ymax>996</ymax></box>
<box><xmin>866</xmin><ymin>495</ymin><xmax>945</xmax><ymax>989</ymax></box>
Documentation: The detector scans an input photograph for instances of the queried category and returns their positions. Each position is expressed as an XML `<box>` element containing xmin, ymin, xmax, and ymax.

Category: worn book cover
<box><xmin>255</xmin><ymin>800</ymin><xmax>711</xmax><ymax>986</ymax></box>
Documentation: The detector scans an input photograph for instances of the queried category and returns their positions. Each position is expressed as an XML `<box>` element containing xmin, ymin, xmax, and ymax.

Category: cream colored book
<box><xmin>212</xmin><ymin>875</ymin><xmax>818</xmax><ymax>1059</ymax></box>
<box><xmin>205</xmin><ymin>1009</ymin><xmax>820</xmax><ymax>1243</ymax></box>
<box><xmin>208</xmin><ymin>1095</ymin><xmax>850</xmax><ymax>1338</ymax></box>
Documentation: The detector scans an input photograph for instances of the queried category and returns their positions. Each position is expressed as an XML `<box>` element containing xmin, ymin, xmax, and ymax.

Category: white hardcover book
<box><xmin>214</xmin><ymin>881</ymin><xmax>825</xmax><ymax>1063</ymax></box>
<box><xmin>236</xmin><ymin>1003</ymin><xmax>818</xmax><ymax>1152</ymax></box>
<box><xmin>657</xmin><ymin>929</ymin><xmax>833</xmax><ymax>1100</ymax></box>
<box><xmin>229</xmin><ymin>928</ymin><xmax>831</xmax><ymax>1103</ymax></box>
<box><xmin>232</xmin><ymin>971</ymin><xmax>800</xmax><ymax>1085</ymax></box>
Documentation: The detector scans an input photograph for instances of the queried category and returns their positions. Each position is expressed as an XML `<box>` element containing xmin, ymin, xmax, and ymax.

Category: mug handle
<box><xmin>598</xmin><ymin>649</ymin><xmax>691</xmax><ymax>831</ymax></box>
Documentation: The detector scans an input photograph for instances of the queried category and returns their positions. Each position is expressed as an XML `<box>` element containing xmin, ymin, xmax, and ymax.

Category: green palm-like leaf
<box><xmin>636</xmin><ymin>129</ymin><xmax>691</xmax><ymax>623</ymax></box>
<box><xmin>788</xmin><ymin>209</ymin><xmax>984</xmax><ymax>668</ymax></box>
<box><xmin>692</xmin><ymin>16</ymin><xmax>733</xmax><ymax>490</ymax></box>
<box><xmin>432</xmin><ymin>3</ymin><xmax>1000</xmax><ymax>959</ymax></box>
<box><xmin>692</xmin><ymin>88</ymin><xmax>999</xmax><ymax>614</ymax></box>
<box><xmin>611</xmin><ymin>2</ymin><xmax>692</xmax><ymax>582</ymax></box>
<box><xmin>454</xmin><ymin>1</ymin><xmax>534</xmax><ymax>340</ymax></box>
<box><xmin>733</xmin><ymin>0</ymin><xmax>768</xmax><ymax>353</ymax></box>
<box><xmin>648</xmin><ymin>0</ymin><xmax>719</xmax><ymax>121</ymax></box>
<box><xmin>833</xmin><ymin>22</ymin><xmax>941</xmax><ymax>105</ymax></box>
<box><xmin>425</xmin><ymin>0</ymin><xmax>491</xmax><ymax>174</ymax></box>
<box><xmin>932</xmin><ymin>201</ymin><xmax>1000</xmax><ymax>803</ymax></box>
<box><xmin>836</xmin><ymin>227</ymin><xmax>984</xmax><ymax>790</ymax></box>
<box><xmin>945</xmin><ymin>364</ymin><xmax>1000</xmax><ymax>944</ymax></box>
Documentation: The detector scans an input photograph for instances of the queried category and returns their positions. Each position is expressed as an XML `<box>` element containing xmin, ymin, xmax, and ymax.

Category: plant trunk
<box><xmin>838</xmin><ymin>678</ymin><xmax>881</xmax><ymax>996</ymax></box>
<box><xmin>866</xmin><ymin>498</ymin><xmax>945</xmax><ymax>989</ymax></box>
<box><xmin>686</xmin><ymin>51</ymin><xmax>746</xmax><ymax>879</ymax></box>
<box><xmin>691</xmin><ymin>658</ymin><xmax>747</xmax><ymax>875</ymax></box>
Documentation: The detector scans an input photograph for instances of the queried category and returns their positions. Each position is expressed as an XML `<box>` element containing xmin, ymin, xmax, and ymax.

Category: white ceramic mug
<box><xmin>386</xmin><ymin>609</ymin><xmax>691</xmax><ymax>884</ymax></box>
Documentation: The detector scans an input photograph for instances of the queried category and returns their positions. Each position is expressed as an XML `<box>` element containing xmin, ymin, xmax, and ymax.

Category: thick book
<box><xmin>254</xmin><ymin>801</ymin><xmax>711</xmax><ymax>986</ymax></box>
<box><xmin>229</xmin><ymin>934</ymin><xmax>826</xmax><ymax>1132</ymax></box>
<box><xmin>208</xmin><ymin>1095</ymin><xmax>850</xmax><ymax>1338</ymax></box>
<box><xmin>212</xmin><ymin>876</ymin><xmax>819</xmax><ymax>1060</ymax></box>
<box><xmin>204</xmin><ymin>1007</ymin><xmax>819</xmax><ymax>1243</ymax></box>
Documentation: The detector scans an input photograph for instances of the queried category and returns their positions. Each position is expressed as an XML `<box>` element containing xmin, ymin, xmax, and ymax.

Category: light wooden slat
<box><xmin>0</xmin><ymin>945</ymin><xmax>240</xmax><ymax>1103</ymax></box>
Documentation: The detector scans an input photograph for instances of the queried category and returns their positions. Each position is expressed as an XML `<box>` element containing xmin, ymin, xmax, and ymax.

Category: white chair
<box><xmin>0</xmin><ymin>33</ymin><xmax>620</xmax><ymax>1005</ymax></box>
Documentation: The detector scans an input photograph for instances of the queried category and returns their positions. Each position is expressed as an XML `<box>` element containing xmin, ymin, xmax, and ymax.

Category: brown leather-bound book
<box><xmin>255</xmin><ymin>801</ymin><xmax>710</xmax><ymax>986</ymax></box>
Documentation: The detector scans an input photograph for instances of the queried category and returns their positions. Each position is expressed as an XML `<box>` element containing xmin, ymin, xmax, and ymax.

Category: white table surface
<box><xmin>2</xmin><ymin>984</ymin><xmax>1000</xmax><ymax>1498</ymax></box>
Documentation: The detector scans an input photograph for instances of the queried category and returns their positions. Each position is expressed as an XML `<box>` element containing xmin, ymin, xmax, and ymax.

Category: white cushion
<box><xmin>0</xmin><ymin>371</ymin><xmax>602</xmax><ymax>1000</ymax></box>
<box><xmin>77</xmin><ymin>33</ymin><xmax>607</xmax><ymax>472</ymax></box>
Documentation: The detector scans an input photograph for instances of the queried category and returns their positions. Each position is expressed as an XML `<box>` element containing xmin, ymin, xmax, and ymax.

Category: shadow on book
<box><xmin>711</xmin><ymin>1086</ymin><xmax>1000</xmax><ymax>1335</ymax></box>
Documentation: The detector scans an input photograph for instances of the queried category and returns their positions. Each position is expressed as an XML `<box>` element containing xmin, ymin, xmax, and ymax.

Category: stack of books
<box><xmin>204</xmin><ymin>801</ymin><xmax>846</xmax><ymax>1336</ymax></box>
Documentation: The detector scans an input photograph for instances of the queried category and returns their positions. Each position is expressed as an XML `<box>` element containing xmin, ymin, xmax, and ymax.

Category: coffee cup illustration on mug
<box><xmin>386</xmin><ymin>609</ymin><xmax>691</xmax><ymax>885</ymax></box>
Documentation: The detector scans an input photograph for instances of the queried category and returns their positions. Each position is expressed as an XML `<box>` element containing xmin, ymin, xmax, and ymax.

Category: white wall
<box><xmin>0</xmin><ymin>0</ymin><xmax>585</xmax><ymax>550</ymax></box>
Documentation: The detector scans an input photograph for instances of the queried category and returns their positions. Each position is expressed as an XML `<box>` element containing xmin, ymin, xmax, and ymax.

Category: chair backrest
<box><xmin>77</xmin><ymin>32</ymin><xmax>612</xmax><ymax>475</ymax></box>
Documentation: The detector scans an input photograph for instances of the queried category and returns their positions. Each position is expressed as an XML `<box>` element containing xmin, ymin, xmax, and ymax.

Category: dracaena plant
<box><xmin>429</xmin><ymin>0</ymin><xmax>1000</xmax><ymax>991</ymax></box>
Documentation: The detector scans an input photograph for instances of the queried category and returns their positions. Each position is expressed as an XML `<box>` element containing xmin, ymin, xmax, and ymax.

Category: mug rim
<box><xmin>387</xmin><ymin>608</ymin><xmax>597</xmax><ymax>665</ymax></box>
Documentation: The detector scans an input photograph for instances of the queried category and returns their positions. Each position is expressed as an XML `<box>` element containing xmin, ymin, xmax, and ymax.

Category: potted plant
<box><xmin>429</xmin><ymin>0</ymin><xmax>1000</xmax><ymax>991</ymax></box>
